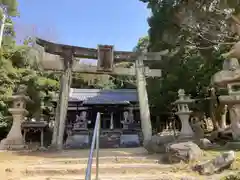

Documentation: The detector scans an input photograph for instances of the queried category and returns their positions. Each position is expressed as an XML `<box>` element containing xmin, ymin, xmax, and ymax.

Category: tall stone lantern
<box><xmin>0</xmin><ymin>85</ymin><xmax>31</xmax><ymax>150</ymax></box>
<box><xmin>212</xmin><ymin>58</ymin><xmax>240</xmax><ymax>148</ymax></box>
<box><xmin>174</xmin><ymin>89</ymin><xmax>195</xmax><ymax>140</ymax></box>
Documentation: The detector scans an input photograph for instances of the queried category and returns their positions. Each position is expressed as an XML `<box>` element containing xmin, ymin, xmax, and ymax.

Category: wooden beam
<box><xmin>36</xmin><ymin>38</ymin><xmax>168</xmax><ymax>62</ymax></box>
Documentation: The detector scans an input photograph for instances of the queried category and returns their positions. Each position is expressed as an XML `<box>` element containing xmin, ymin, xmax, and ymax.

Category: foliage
<box><xmin>138</xmin><ymin>0</ymin><xmax>240</xmax><ymax>116</ymax></box>
<box><xmin>0</xmin><ymin>0</ymin><xmax>124</xmax><ymax>127</ymax></box>
<box><xmin>1</xmin><ymin>0</ymin><xmax>240</xmax><ymax>134</ymax></box>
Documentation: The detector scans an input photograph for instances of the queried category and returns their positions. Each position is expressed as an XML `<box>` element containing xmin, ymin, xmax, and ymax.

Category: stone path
<box><xmin>0</xmin><ymin>148</ymin><xmax>238</xmax><ymax>180</ymax></box>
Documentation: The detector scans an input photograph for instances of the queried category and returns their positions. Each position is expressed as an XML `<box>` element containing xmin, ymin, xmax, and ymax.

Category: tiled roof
<box><xmin>69</xmin><ymin>88</ymin><xmax>138</xmax><ymax>104</ymax></box>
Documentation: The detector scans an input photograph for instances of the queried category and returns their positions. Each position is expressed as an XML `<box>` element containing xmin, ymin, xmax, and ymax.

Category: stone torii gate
<box><xmin>35</xmin><ymin>38</ymin><xmax>166</xmax><ymax>150</ymax></box>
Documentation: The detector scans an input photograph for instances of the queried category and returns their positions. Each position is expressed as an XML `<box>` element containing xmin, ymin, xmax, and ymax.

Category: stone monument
<box><xmin>174</xmin><ymin>89</ymin><xmax>195</xmax><ymax>140</ymax></box>
<box><xmin>73</xmin><ymin>111</ymin><xmax>90</xmax><ymax>129</ymax></box>
<box><xmin>120</xmin><ymin>110</ymin><xmax>140</xmax><ymax>147</ymax></box>
<box><xmin>65</xmin><ymin>111</ymin><xmax>91</xmax><ymax>148</ymax></box>
<box><xmin>0</xmin><ymin>85</ymin><xmax>31</xmax><ymax>150</ymax></box>
<box><xmin>212</xmin><ymin>58</ymin><xmax>240</xmax><ymax>148</ymax></box>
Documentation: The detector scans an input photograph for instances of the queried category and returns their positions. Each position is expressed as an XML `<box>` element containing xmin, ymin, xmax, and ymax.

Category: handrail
<box><xmin>85</xmin><ymin>112</ymin><xmax>101</xmax><ymax>180</ymax></box>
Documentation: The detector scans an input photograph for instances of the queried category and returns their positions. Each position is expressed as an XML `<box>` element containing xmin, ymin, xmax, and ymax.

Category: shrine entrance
<box><xmin>35</xmin><ymin>38</ymin><xmax>166</xmax><ymax>150</ymax></box>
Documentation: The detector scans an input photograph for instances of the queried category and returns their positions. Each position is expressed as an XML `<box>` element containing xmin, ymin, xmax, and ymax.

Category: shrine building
<box><xmin>53</xmin><ymin>88</ymin><xmax>142</xmax><ymax>148</ymax></box>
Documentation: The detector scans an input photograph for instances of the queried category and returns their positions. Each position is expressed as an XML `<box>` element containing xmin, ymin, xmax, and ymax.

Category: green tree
<box><xmin>138</xmin><ymin>0</ymin><xmax>240</xmax><ymax>120</ymax></box>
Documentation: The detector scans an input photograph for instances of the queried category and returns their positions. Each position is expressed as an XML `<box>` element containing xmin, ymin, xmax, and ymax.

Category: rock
<box><xmin>193</xmin><ymin>151</ymin><xmax>235</xmax><ymax>175</ymax></box>
<box><xmin>144</xmin><ymin>134</ymin><xmax>175</xmax><ymax>153</ymax></box>
<box><xmin>197</xmin><ymin>138</ymin><xmax>213</xmax><ymax>149</ymax></box>
<box><xmin>166</xmin><ymin>141</ymin><xmax>203</xmax><ymax>163</ymax></box>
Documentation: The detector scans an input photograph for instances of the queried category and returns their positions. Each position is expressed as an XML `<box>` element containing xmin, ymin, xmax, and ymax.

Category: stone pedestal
<box><xmin>176</xmin><ymin>111</ymin><xmax>194</xmax><ymax>140</ymax></box>
<box><xmin>120</xmin><ymin>129</ymin><xmax>140</xmax><ymax>148</ymax></box>
<box><xmin>120</xmin><ymin>134</ymin><xmax>140</xmax><ymax>148</ymax></box>
<box><xmin>99</xmin><ymin>130</ymin><xmax>121</xmax><ymax>148</ymax></box>
<box><xmin>65</xmin><ymin>129</ymin><xmax>89</xmax><ymax>149</ymax></box>
<box><xmin>0</xmin><ymin>108</ymin><xmax>28</xmax><ymax>150</ymax></box>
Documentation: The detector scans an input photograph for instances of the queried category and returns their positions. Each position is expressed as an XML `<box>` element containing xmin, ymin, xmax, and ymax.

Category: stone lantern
<box><xmin>212</xmin><ymin>58</ymin><xmax>240</xmax><ymax>148</ymax></box>
<box><xmin>174</xmin><ymin>89</ymin><xmax>195</xmax><ymax>140</ymax></box>
<box><xmin>0</xmin><ymin>85</ymin><xmax>31</xmax><ymax>150</ymax></box>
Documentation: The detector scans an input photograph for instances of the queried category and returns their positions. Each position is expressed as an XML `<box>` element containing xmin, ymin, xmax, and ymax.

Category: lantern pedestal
<box><xmin>176</xmin><ymin>111</ymin><xmax>194</xmax><ymax>140</ymax></box>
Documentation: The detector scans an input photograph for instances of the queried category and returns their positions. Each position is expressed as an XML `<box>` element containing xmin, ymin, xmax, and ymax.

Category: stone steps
<box><xmin>0</xmin><ymin>148</ymin><xmax>235</xmax><ymax>180</ymax></box>
<box><xmin>5</xmin><ymin>157</ymin><xmax>193</xmax><ymax>180</ymax></box>
<box><xmin>27</xmin><ymin>156</ymin><xmax>160</xmax><ymax>165</ymax></box>
<box><xmin>23</xmin><ymin>163</ymin><xmax>172</xmax><ymax>176</ymax></box>
<box><xmin>19</xmin><ymin>174</ymin><xmax>195</xmax><ymax>180</ymax></box>
<box><xmin>4</xmin><ymin>157</ymin><xmax>230</xmax><ymax>180</ymax></box>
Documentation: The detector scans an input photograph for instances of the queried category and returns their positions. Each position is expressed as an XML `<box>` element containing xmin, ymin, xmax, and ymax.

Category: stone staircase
<box><xmin>0</xmin><ymin>148</ymin><xmax>230</xmax><ymax>180</ymax></box>
<box><xmin>16</xmin><ymin>157</ymin><xmax>196</xmax><ymax>180</ymax></box>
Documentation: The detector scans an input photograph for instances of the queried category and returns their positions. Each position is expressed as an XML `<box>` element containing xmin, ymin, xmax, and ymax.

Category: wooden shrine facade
<box><xmin>53</xmin><ymin>88</ymin><xmax>143</xmax><ymax>148</ymax></box>
<box><xmin>35</xmin><ymin>38</ymin><xmax>166</xmax><ymax>150</ymax></box>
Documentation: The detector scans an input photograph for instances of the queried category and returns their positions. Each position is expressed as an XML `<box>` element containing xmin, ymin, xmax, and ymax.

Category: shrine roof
<box><xmin>68</xmin><ymin>88</ymin><xmax>138</xmax><ymax>104</ymax></box>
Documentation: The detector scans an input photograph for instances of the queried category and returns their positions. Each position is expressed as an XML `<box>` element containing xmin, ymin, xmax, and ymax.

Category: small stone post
<box><xmin>220</xmin><ymin>105</ymin><xmax>228</xmax><ymax>129</ymax></box>
<box><xmin>174</xmin><ymin>89</ymin><xmax>195</xmax><ymax>140</ymax></box>
<box><xmin>0</xmin><ymin>86</ymin><xmax>31</xmax><ymax>150</ymax></box>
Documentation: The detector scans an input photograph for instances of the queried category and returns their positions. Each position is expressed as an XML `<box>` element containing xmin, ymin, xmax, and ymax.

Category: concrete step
<box><xmin>19</xmin><ymin>174</ymin><xmax>195</xmax><ymax>180</ymax></box>
<box><xmin>26</xmin><ymin>156</ymin><xmax>160</xmax><ymax>165</ymax></box>
<box><xmin>23</xmin><ymin>163</ymin><xmax>173</xmax><ymax>176</ymax></box>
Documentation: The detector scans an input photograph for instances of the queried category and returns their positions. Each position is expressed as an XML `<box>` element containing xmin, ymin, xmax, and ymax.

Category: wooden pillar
<box><xmin>56</xmin><ymin>50</ymin><xmax>73</xmax><ymax>150</ymax></box>
<box><xmin>135</xmin><ymin>55</ymin><xmax>152</xmax><ymax>142</ymax></box>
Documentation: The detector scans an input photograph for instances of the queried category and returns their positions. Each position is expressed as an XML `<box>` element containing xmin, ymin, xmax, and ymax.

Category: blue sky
<box><xmin>14</xmin><ymin>0</ymin><xmax>150</xmax><ymax>51</ymax></box>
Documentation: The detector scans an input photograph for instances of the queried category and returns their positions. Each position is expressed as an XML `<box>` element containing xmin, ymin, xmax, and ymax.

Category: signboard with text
<box><xmin>97</xmin><ymin>45</ymin><xmax>114</xmax><ymax>72</ymax></box>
